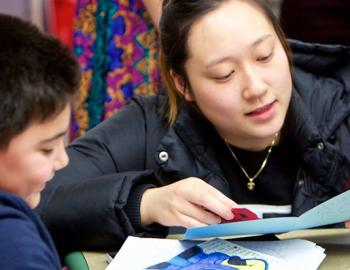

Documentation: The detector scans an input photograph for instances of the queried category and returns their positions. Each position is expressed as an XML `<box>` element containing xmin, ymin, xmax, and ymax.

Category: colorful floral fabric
<box><xmin>72</xmin><ymin>0</ymin><xmax>162</xmax><ymax>139</ymax></box>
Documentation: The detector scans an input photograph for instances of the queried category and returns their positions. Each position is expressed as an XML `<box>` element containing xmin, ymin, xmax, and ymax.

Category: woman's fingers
<box><xmin>184</xmin><ymin>178</ymin><xmax>236</xmax><ymax>220</ymax></box>
<box><xmin>175</xmin><ymin>213</ymin><xmax>209</xmax><ymax>228</ymax></box>
<box><xmin>178</xmin><ymin>201</ymin><xmax>222</xmax><ymax>227</ymax></box>
<box><xmin>205</xmin><ymin>187</ymin><xmax>238</xmax><ymax>220</ymax></box>
<box><xmin>345</xmin><ymin>220</ymin><xmax>350</xmax><ymax>228</ymax></box>
<box><xmin>140</xmin><ymin>177</ymin><xmax>238</xmax><ymax>228</ymax></box>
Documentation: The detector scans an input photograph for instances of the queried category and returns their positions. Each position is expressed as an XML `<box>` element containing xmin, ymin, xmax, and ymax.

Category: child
<box><xmin>0</xmin><ymin>14</ymin><xmax>80</xmax><ymax>269</ymax></box>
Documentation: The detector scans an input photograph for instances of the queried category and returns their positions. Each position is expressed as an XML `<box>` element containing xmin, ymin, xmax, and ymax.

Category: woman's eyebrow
<box><xmin>205</xmin><ymin>34</ymin><xmax>273</xmax><ymax>69</ymax></box>
<box><xmin>251</xmin><ymin>34</ymin><xmax>273</xmax><ymax>48</ymax></box>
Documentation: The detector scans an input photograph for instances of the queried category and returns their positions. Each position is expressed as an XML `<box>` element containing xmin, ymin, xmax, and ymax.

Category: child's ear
<box><xmin>170</xmin><ymin>70</ymin><xmax>194</xmax><ymax>102</ymax></box>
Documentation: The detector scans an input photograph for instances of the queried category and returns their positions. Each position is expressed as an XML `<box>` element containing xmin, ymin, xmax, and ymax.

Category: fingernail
<box><xmin>225</xmin><ymin>210</ymin><xmax>234</xmax><ymax>220</ymax></box>
<box><xmin>231</xmin><ymin>203</ymin><xmax>239</xmax><ymax>208</ymax></box>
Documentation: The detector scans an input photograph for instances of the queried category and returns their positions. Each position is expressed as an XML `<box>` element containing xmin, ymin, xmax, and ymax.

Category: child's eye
<box><xmin>41</xmin><ymin>149</ymin><xmax>53</xmax><ymax>155</ymax></box>
<box><xmin>214</xmin><ymin>71</ymin><xmax>234</xmax><ymax>81</ymax></box>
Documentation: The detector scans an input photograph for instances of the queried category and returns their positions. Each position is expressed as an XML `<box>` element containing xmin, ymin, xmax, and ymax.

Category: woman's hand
<box><xmin>140</xmin><ymin>177</ymin><xmax>237</xmax><ymax>228</ymax></box>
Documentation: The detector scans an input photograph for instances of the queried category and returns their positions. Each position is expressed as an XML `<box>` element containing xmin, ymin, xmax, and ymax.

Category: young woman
<box><xmin>38</xmin><ymin>0</ymin><xmax>350</xmax><ymax>255</ymax></box>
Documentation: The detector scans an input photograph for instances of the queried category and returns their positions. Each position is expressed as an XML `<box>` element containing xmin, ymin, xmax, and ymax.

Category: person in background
<box><xmin>38</xmin><ymin>0</ymin><xmax>350</xmax><ymax>257</ymax></box>
<box><xmin>280</xmin><ymin>0</ymin><xmax>350</xmax><ymax>46</ymax></box>
<box><xmin>0</xmin><ymin>14</ymin><xmax>80</xmax><ymax>269</ymax></box>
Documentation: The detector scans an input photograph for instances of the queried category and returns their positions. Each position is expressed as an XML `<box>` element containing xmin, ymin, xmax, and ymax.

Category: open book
<box><xmin>184</xmin><ymin>189</ymin><xmax>350</xmax><ymax>239</ymax></box>
<box><xmin>107</xmin><ymin>190</ymin><xmax>350</xmax><ymax>270</ymax></box>
<box><xmin>107</xmin><ymin>236</ymin><xmax>326</xmax><ymax>270</ymax></box>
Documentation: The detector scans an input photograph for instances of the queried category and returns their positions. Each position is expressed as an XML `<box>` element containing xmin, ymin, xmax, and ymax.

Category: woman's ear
<box><xmin>170</xmin><ymin>70</ymin><xmax>194</xmax><ymax>102</ymax></box>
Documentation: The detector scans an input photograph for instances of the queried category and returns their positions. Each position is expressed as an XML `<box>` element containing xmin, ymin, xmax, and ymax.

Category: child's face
<box><xmin>0</xmin><ymin>105</ymin><xmax>70</xmax><ymax>208</ymax></box>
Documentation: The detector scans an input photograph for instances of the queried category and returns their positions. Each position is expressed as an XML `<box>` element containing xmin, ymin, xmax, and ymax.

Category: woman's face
<box><xmin>177</xmin><ymin>0</ymin><xmax>292</xmax><ymax>150</ymax></box>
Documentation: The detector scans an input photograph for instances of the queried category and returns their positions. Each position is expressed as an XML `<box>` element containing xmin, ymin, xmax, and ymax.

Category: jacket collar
<box><xmin>284</xmin><ymin>89</ymin><xmax>322</xmax><ymax>150</ymax></box>
<box><xmin>173</xmin><ymin>103</ymin><xmax>224</xmax><ymax>177</ymax></box>
<box><xmin>156</xmin><ymin>102</ymin><xmax>229</xmax><ymax>194</ymax></box>
<box><xmin>285</xmin><ymin>89</ymin><xmax>349</xmax><ymax>192</ymax></box>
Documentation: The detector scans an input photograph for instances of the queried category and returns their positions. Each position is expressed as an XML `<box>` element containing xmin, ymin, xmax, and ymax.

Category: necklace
<box><xmin>225</xmin><ymin>133</ymin><xmax>278</xmax><ymax>191</ymax></box>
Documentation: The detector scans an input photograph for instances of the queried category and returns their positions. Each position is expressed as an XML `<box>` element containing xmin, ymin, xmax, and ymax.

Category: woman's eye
<box><xmin>257</xmin><ymin>52</ymin><xmax>273</xmax><ymax>62</ymax></box>
<box><xmin>214</xmin><ymin>71</ymin><xmax>234</xmax><ymax>81</ymax></box>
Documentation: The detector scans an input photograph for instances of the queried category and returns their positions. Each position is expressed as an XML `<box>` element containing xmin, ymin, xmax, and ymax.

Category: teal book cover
<box><xmin>184</xmin><ymin>189</ymin><xmax>350</xmax><ymax>240</ymax></box>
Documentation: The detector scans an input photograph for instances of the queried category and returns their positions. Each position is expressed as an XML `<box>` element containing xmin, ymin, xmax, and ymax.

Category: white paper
<box><xmin>236</xmin><ymin>239</ymin><xmax>325</xmax><ymax>270</ymax></box>
<box><xmin>106</xmin><ymin>237</ymin><xmax>197</xmax><ymax>270</ymax></box>
<box><xmin>107</xmin><ymin>236</ymin><xmax>325</xmax><ymax>270</ymax></box>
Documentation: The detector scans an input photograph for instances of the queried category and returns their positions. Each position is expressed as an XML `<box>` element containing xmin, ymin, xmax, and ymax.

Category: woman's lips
<box><xmin>246</xmin><ymin>101</ymin><xmax>276</xmax><ymax>121</ymax></box>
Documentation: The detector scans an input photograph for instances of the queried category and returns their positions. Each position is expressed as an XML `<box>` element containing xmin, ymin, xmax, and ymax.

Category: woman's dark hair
<box><xmin>159</xmin><ymin>0</ymin><xmax>291</xmax><ymax>125</ymax></box>
<box><xmin>0</xmin><ymin>14</ymin><xmax>80</xmax><ymax>149</ymax></box>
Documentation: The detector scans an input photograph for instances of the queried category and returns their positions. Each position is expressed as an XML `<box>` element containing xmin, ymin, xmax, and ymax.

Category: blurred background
<box><xmin>1</xmin><ymin>0</ymin><xmax>349</xmax><ymax>141</ymax></box>
<box><xmin>0</xmin><ymin>0</ymin><xmax>76</xmax><ymax>48</ymax></box>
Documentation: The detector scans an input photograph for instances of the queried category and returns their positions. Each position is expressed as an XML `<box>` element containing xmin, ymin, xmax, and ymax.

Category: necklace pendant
<box><xmin>247</xmin><ymin>181</ymin><xmax>255</xmax><ymax>191</ymax></box>
<box><xmin>225</xmin><ymin>133</ymin><xmax>278</xmax><ymax>192</ymax></box>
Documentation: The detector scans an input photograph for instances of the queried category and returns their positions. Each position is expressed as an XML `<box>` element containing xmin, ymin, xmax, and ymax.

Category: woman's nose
<box><xmin>241</xmin><ymin>65</ymin><xmax>268</xmax><ymax>100</ymax></box>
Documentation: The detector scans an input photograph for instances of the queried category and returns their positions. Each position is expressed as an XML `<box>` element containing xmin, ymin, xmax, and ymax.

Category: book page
<box><xmin>184</xmin><ymin>190</ymin><xmax>350</xmax><ymax>240</ymax></box>
<box><xmin>107</xmin><ymin>237</ymin><xmax>325</xmax><ymax>270</ymax></box>
<box><xmin>278</xmin><ymin>228</ymin><xmax>350</xmax><ymax>245</ymax></box>
<box><xmin>297</xmin><ymin>190</ymin><xmax>350</xmax><ymax>228</ymax></box>
<box><xmin>184</xmin><ymin>216</ymin><xmax>298</xmax><ymax>240</ymax></box>
<box><xmin>158</xmin><ymin>238</ymin><xmax>294</xmax><ymax>270</ymax></box>
<box><xmin>236</xmin><ymin>239</ymin><xmax>325</xmax><ymax>270</ymax></box>
<box><xmin>106</xmin><ymin>237</ymin><xmax>197</xmax><ymax>270</ymax></box>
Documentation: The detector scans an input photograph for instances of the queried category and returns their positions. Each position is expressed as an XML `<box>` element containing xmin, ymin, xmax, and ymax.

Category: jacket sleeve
<box><xmin>0</xmin><ymin>195</ymin><xmax>61</xmax><ymax>269</ymax></box>
<box><xmin>37</xmin><ymin>97</ymin><xmax>167</xmax><ymax>255</ymax></box>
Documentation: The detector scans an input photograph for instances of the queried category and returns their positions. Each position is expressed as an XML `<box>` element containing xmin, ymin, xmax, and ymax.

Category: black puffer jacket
<box><xmin>37</xmin><ymin>40</ymin><xmax>350</xmax><ymax>255</ymax></box>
